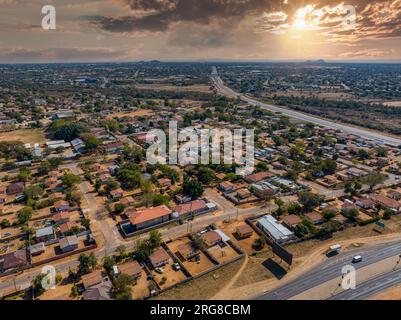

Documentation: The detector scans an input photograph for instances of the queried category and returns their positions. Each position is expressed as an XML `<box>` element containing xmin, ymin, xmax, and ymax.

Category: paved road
<box><xmin>211</xmin><ymin>70</ymin><xmax>401</xmax><ymax>147</ymax></box>
<box><xmin>328</xmin><ymin>267</ymin><xmax>401</xmax><ymax>300</ymax></box>
<box><xmin>257</xmin><ymin>240</ymin><xmax>401</xmax><ymax>300</ymax></box>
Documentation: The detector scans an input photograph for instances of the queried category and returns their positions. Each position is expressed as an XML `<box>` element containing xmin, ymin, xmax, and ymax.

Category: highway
<box><xmin>257</xmin><ymin>240</ymin><xmax>401</xmax><ymax>300</ymax></box>
<box><xmin>328</xmin><ymin>267</ymin><xmax>401</xmax><ymax>300</ymax></box>
<box><xmin>211</xmin><ymin>69</ymin><xmax>401</xmax><ymax>147</ymax></box>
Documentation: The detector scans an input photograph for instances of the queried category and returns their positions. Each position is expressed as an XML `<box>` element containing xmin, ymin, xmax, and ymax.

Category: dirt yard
<box><xmin>152</xmin><ymin>258</ymin><xmax>244</xmax><ymax>300</ymax></box>
<box><xmin>167</xmin><ymin>237</ymin><xmax>215</xmax><ymax>276</ymax></box>
<box><xmin>151</xmin><ymin>261</ymin><xmax>188</xmax><ymax>290</ymax></box>
<box><xmin>0</xmin><ymin>128</ymin><xmax>45</xmax><ymax>144</ymax></box>
<box><xmin>131</xmin><ymin>270</ymin><xmax>152</xmax><ymax>300</ymax></box>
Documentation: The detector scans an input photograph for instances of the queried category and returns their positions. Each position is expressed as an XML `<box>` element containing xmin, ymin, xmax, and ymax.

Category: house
<box><xmin>49</xmin><ymin>192</ymin><xmax>64</xmax><ymax>200</ymax></box>
<box><xmin>126</xmin><ymin>205</ymin><xmax>172</xmax><ymax>231</ymax></box>
<box><xmin>244</xmin><ymin>171</ymin><xmax>274</xmax><ymax>184</ymax></box>
<box><xmin>118</xmin><ymin>260</ymin><xmax>142</xmax><ymax>279</ymax></box>
<box><xmin>305</xmin><ymin>212</ymin><xmax>325</xmax><ymax>225</ymax></box>
<box><xmin>81</xmin><ymin>270</ymin><xmax>113</xmax><ymax>301</ymax></box>
<box><xmin>177</xmin><ymin>242</ymin><xmax>199</xmax><ymax>260</ymax></box>
<box><xmin>71</xmin><ymin>138</ymin><xmax>85</xmax><ymax>154</ymax></box>
<box><xmin>256</xmin><ymin>215</ymin><xmax>295</xmax><ymax>244</ymax></box>
<box><xmin>82</xmin><ymin>270</ymin><xmax>104</xmax><ymax>289</ymax></box>
<box><xmin>218</xmin><ymin>181</ymin><xmax>234</xmax><ymax>192</ymax></box>
<box><xmin>236</xmin><ymin>224</ymin><xmax>253</xmax><ymax>239</ymax></box>
<box><xmin>120</xmin><ymin>196</ymin><xmax>135</xmax><ymax>207</ymax></box>
<box><xmin>172</xmin><ymin>199</ymin><xmax>211</xmax><ymax>220</ymax></box>
<box><xmin>108</xmin><ymin>165</ymin><xmax>120</xmax><ymax>176</ymax></box>
<box><xmin>371</xmin><ymin>194</ymin><xmax>401</xmax><ymax>212</ymax></box>
<box><xmin>158</xmin><ymin>178</ymin><xmax>171</xmax><ymax>187</ymax></box>
<box><xmin>99</xmin><ymin>174</ymin><xmax>111</xmax><ymax>184</ymax></box>
<box><xmin>53</xmin><ymin>212</ymin><xmax>70</xmax><ymax>225</ymax></box>
<box><xmin>355</xmin><ymin>198</ymin><xmax>375</xmax><ymax>209</ymax></box>
<box><xmin>58</xmin><ymin>222</ymin><xmax>72</xmax><ymax>234</ymax></box>
<box><xmin>175</xmin><ymin>194</ymin><xmax>192</xmax><ymax>204</ymax></box>
<box><xmin>6</xmin><ymin>182</ymin><xmax>24</xmax><ymax>195</ymax></box>
<box><xmin>35</xmin><ymin>226</ymin><xmax>56</xmax><ymax>243</ymax></box>
<box><xmin>103</xmin><ymin>141</ymin><xmax>124</xmax><ymax>153</ymax></box>
<box><xmin>281</xmin><ymin>214</ymin><xmax>302</xmax><ymax>230</ymax></box>
<box><xmin>387</xmin><ymin>190</ymin><xmax>401</xmax><ymax>201</ymax></box>
<box><xmin>29</xmin><ymin>242</ymin><xmax>46</xmax><ymax>256</ymax></box>
<box><xmin>59</xmin><ymin>235</ymin><xmax>78</xmax><ymax>253</ymax></box>
<box><xmin>109</xmin><ymin>188</ymin><xmax>124</xmax><ymax>200</ymax></box>
<box><xmin>342</xmin><ymin>202</ymin><xmax>359</xmax><ymax>213</ymax></box>
<box><xmin>236</xmin><ymin>188</ymin><xmax>251</xmax><ymax>200</ymax></box>
<box><xmin>201</xmin><ymin>230</ymin><xmax>222</xmax><ymax>247</ymax></box>
<box><xmin>0</xmin><ymin>249</ymin><xmax>28</xmax><ymax>272</ymax></box>
<box><xmin>149</xmin><ymin>247</ymin><xmax>171</xmax><ymax>268</ymax></box>
<box><xmin>53</xmin><ymin>200</ymin><xmax>70</xmax><ymax>212</ymax></box>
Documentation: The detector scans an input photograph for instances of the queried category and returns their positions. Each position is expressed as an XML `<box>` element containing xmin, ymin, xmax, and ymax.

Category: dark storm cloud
<box><xmin>90</xmin><ymin>0</ymin><xmax>277</xmax><ymax>33</ymax></box>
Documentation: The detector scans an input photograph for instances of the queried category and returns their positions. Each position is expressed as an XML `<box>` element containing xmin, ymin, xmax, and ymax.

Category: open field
<box><xmin>0</xmin><ymin>129</ymin><xmax>45</xmax><ymax>144</ymax></box>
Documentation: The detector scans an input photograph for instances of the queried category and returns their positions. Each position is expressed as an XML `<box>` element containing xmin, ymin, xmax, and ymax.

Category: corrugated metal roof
<box><xmin>257</xmin><ymin>215</ymin><xmax>293</xmax><ymax>241</ymax></box>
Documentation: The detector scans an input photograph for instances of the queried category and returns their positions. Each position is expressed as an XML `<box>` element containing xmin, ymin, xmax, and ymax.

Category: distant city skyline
<box><xmin>0</xmin><ymin>0</ymin><xmax>400</xmax><ymax>63</ymax></box>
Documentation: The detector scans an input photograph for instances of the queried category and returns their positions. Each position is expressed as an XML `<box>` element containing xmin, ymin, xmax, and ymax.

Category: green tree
<box><xmin>17</xmin><ymin>207</ymin><xmax>34</xmax><ymax>224</ymax></box>
<box><xmin>62</xmin><ymin>173</ymin><xmax>82</xmax><ymax>188</ymax></box>
<box><xmin>183</xmin><ymin>177</ymin><xmax>204</xmax><ymax>199</ymax></box>
<box><xmin>298</xmin><ymin>191</ymin><xmax>323</xmax><ymax>212</ymax></box>
<box><xmin>78</xmin><ymin>253</ymin><xmax>98</xmax><ymax>274</ymax></box>
<box><xmin>149</xmin><ymin>230</ymin><xmax>162</xmax><ymax>249</ymax></box>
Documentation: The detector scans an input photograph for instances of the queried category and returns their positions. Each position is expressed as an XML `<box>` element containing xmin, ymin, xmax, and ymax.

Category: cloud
<box><xmin>89</xmin><ymin>0</ymin><xmax>277</xmax><ymax>33</ymax></box>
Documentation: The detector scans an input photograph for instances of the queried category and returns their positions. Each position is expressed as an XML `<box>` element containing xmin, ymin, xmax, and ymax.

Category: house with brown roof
<box><xmin>281</xmin><ymin>214</ymin><xmax>302</xmax><ymax>230</ymax></box>
<box><xmin>118</xmin><ymin>260</ymin><xmax>142</xmax><ymax>279</ymax></box>
<box><xmin>355</xmin><ymin>198</ymin><xmax>375</xmax><ymax>209</ymax></box>
<box><xmin>201</xmin><ymin>231</ymin><xmax>222</xmax><ymax>247</ymax></box>
<box><xmin>53</xmin><ymin>200</ymin><xmax>70</xmax><ymax>212</ymax></box>
<box><xmin>120</xmin><ymin>196</ymin><xmax>135</xmax><ymax>207</ymax></box>
<box><xmin>177</xmin><ymin>242</ymin><xmax>199</xmax><ymax>260</ymax></box>
<box><xmin>126</xmin><ymin>205</ymin><xmax>172</xmax><ymax>231</ymax></box>
<box><xmin>172</xmin><ymin>199</ymin><xmax>210</xmax><ymax>220</ymax></box>
<box><xmin>6</xmin><ymin>182</ymin><xmax>24</xmax><ymax>195</ymax></box>
<box><xmin>371</xmin><ymin>194</ymin><xmax>401</xmax><ymax>212</ymax></box>
<box><xmin>305</xmin><ymin>212</ymin><xmax>325</xmax><ymax>225</ymax></box>
<box><xmin>53</xmin><ymin>212</ymin><xmax>70</xmax><ymax>225</ymax></box>
<box><xmin>236</xmin><ymin>224</ymin><xmax>253</xmax><ymax>239</ymax></box>
<box><xmin>218</xmin><ymin>181</ymin><xmax>234</xmax><ymax>192</ymax></box>
<box><xmin>244</xmin><ymin>171</ymin><xmax>274</xmax><ymax>184</ymax></box>
<box><xmin>387</xmin><ymin>190</ymin><xmax>401</xmax><ymax>201</ymax></box>
<box><xmin>59</xmin><ymin>235</ymin><xmax>78</xmax><ymax>253</ymax></box>
<box><xmin>0</xmin><ymin>249</ymin><xmax>28</xmax><ymax>272</ymax></box>
<box><xmin>236</xmin><ymin>188</ymin><xmax>251</xmax><ymax>200</ymax></box>
<box><xmin>149</xmin><ymin>247</ymin><xmax>171</xmax><ymax>268</ymax></box>
<box><xmin>109</xmin><ymin>188</ymin><xmax>123</xmax><ymax>200</ymax></box>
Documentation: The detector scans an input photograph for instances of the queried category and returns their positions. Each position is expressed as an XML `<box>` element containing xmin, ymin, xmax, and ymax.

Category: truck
<box><xmin>326</xmin><ymin>244</ymin><xmax>342</xmax><ymax>257</ymax></box>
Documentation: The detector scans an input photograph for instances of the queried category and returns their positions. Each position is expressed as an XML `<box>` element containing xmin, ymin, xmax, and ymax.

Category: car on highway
<box><xmin>352</xmin><ymin>255</ymin><xmax>363</xmax><ymax>263</ymax></box>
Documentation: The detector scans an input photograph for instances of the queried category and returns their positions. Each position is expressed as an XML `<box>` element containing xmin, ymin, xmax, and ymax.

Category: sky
<box><xmin>0</xmin><ymin>0</ymin><xmax>400</xmax><ymax>63</ymax></box>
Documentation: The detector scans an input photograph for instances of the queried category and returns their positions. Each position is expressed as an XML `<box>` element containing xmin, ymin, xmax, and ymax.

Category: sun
<box><xmin>293</xmin><ymin>18</ymin><xmax>307</xmax><ymax>30</ymax></box>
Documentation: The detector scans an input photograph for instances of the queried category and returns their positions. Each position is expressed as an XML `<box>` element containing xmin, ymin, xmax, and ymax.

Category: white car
<box><xmin>352</xmin><ymin>255</ymin><xmax>363</xmax><ymax>263</ymax></box>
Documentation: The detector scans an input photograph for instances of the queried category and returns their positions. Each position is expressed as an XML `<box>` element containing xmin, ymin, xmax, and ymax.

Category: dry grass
<box><xmin>0</xmin><ymin>128</ymin><xmax>45</xmax><ymax>144</ymax></box>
